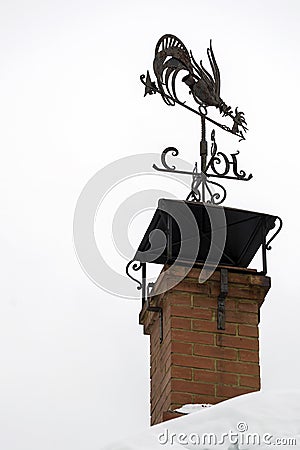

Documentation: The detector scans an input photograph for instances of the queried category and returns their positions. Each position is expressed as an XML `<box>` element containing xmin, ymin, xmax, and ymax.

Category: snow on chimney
<box><xmin>139</xmin><ymin>264</ymin><xmax>270</xmax><ymax>425</ymax></box>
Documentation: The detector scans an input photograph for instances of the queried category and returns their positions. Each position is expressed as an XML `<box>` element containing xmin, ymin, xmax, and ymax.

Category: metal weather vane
<box><xmin>140</xmin><ymin>34</ymin><xmax>252</xmax><ymax>204</ymax></box>
<box><xmin>125</xmin><ymin>35</ymin><xmax>282</xmax><ymax>319</ymax></box>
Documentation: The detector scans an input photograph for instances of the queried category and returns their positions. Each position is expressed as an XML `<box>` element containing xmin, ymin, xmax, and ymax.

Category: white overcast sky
<box><xmin>0</xmin><ymin>1</ymin><xmax>300</xmax><ymax>449</ymax></box>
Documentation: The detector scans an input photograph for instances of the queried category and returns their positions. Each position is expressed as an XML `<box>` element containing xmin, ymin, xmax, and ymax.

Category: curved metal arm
<box><xmin>125</xmin><ymin>259</ymin><xmax>142</xmax><ymax>290</ymax></box>
<box><xmin>205</xmin><ymin>178</ymin><xmax>227</xmax><ymax>205</ymax></box>
<box><xmin>266</xmin><ymin>216</ymin><xmax>283</xmax><ymax>250</ymax></box>
<box><xmin>153</xmin><ymin>147</ymin><xmax>179</xmax><ymax>171</ymax></box>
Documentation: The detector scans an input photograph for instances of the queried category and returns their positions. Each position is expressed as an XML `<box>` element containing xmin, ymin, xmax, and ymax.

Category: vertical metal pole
<box><xmin>201</xmin><ymin>177</ymin><xmax>205</xmax><ymax>203</ymax></box>
<box><xmin>200</xmin><ymin>114</ymin><xmax>207</xmax><ymax>203</ymax></box>
<box><xmin>142</xmin><ymin>262</ymin><xmax>146</xmax><ymax>306</ymax></box>
<box><xmin>262</xmin><ymin>219</ymin><xmax>267</xmax><ymax>276</ymax></box>
<box><xmin>200</xmin><ymin>114</ymin><xmax>207</xmax><ymax>171</ymax></box>
<box><xmin>167</xmin><ymin>213</ymin><xmax>172</xmax><ymax>262</ymax></box>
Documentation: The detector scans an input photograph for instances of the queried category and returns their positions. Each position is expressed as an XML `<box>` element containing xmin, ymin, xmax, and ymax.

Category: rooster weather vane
<box><xmin>140</xmin><ymin>34</ymin><xmax>252</xmax><ymax>204</ymax></box>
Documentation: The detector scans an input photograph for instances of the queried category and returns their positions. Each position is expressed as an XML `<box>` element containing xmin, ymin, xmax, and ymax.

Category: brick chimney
<box><xmin>139</xmin><ymin>264</ymin><xmax>270</xmax><ymax>425</ymax></box>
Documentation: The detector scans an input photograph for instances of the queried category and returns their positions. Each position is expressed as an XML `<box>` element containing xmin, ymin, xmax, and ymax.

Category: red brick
<box><xmin>151</xmin><ymin>367</ymin><xmax>164</xmax><ymax>387</ymax></box>
<box><xmin>210</xmin><ymin>283</ymin><xmax>262</xmax><ymax>301</ymax></box>
<box><xmin>152</xmin><ymin>390</ymin><xmax>171</xmax><ymax>421</ymax></box>
<box><xmin>171</xmin><ymin>317</ymin><xmax>192</xmax><ymax>330</ymax></box>
<box><xmin>151</xmin><ymin>385</ymin><xmax>171</xmax><ymax>413</ymax></box>
<box><xmin>150</xmin><ymin>326</ymin><xmax>161</xmax><ymax>346</ymax></box>
<box><xmin>216</xmin><ymin>385</ymin><xmax>256</xmax><ymax>398</ymax></box>
<box><xmin>190</xmin><ymin>268</ymin><xmax>211</xmax><ymax>280</ymax></box>
<box><xmin>228</xmin><ymin>272</ymin><xmax>252</xmax><ymax>284</ymax></box>
<box><xmin>216</xmin><ymin>334</ymin><xmax>259</xmax><ymax>351</ymax></box>
<box><xmin>193</xmin><ymin>295</ymin><xmax>215</xmax><ymax>309</ymax></box>
<box><xmin>172</xmin><ymin>329</ymin><xmax>214</xmax><ymax>345</ymax></box>
<box><xmin>194</xmin><ymin>370</ymin><xmax>238</xmax><ymax>385</ymax></box>
<box><xmin>157</xmin><ymin>340</ymin><xmax>172</xmax><ymax>363</ymax></box>
<box><xmin>175</xmin><ymin>280</ymin><xmax>209</xmax><ymax>294</ymax></box>
<box><xmin>217</xmin><ymin>360</ymin><xmax>259</xmax><ymax>376</ymax></box>
<box><xmin>167</xmin><ymin>265</ymin><xmax>189</xmax><ymax>277</ymax></box>
<box><xmin>171</xmin><ymin>305</ymin><xmax>213</xmax><ymax>320</ymax></box>
<box><xmin>171</xmin><ymin>366</ymin><xmax>192</xmax><ymax>380</ymax></box>
<box><xmin>140</xmin><ymin>267</ymin><xmax>270</xmax><ymax>425</ymax></box>
<box><xmin>151</xmin><ymin>382</ymin><xmax>171</xmax><ymax>412</ymax></box>
<box><xmin>170</xmin><ymin>392</ymin><xmax>193</xmax><ymax>405</ymax></box>
<box><xmin>151</xmin><ymin>369</ymin><xmax>171</xmax><ymax>398</ymax></box>
<box><xmin>158</xmin><ymin>276</ymin><xmax>181</xmax><ymax>293</ymax></box>
<box><xmin>159</xmin><ymin>352</ymin><xmax>171</xmax><ymax>371</ymax></box>
<box><xmin>192</xmin><ymin>319</ymin><xmax>236</xmax><ymax>335</ymax></box>
<box><xmin>159</xmin><ymin>349</ymin><xmax>172</xmax><ymax>368</ymax></box>
<box><xmin>169</xmin><ymin>292</ymin><xmax>192</xmax><ymax>306</ymax></box>
<box><xmin>238</xmin><ymin>324</ymin><xmax>258</xmax><ymax>337</ymax></box>
<box><xmin>173</xmin><ymin>354</ymin><xmax>215</xmax><ymax>370</ymax></box>
<box><xmin>238</xmin><ymin>302</ymin><xmax>258</xmax><ymax>313</ymax></box>
<box><xmin>194</xmin><ymin>344</ymin><xmax>237</xmax><ymax>360</ymax></box>
<box><xmin>226</xmin><ymin>310</ymin><xmax>258</xmax><ymax>325</ymax></box>
<box><xmin>197</xmin><ymin>294</ymin><xmax>237</xmax><ymax>311</ymax></box>
<box><xmin>171</xmin><ymin>341</ymin><xmax>193</xmax><ymax>355</ymax></box>
<box><xmin>240</xmin><ymin>375</ymin><xmax>260</xmax><ymax>388</ymax></box>
<box><xmin>239</xmin><ymin>349</ymin><xmax>259</xmax><ymax>363</ymax></box>
<box><xmin>194</xmin><ymin>295</ymin><xmax>236</xmax><ymax>311</ymax></box>
<box><xmin>227</xmin><ymin>285</ymin><xmax>262</xmax><ymax>300</ymax></box>
<box><xmin>172</xmin><ymin>379</ymin><xmax>215</xmax><ymax>396</ymax></box>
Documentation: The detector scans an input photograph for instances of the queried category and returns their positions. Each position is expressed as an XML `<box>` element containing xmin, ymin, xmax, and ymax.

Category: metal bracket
<box><xmin>147</xmin><ymin>282</ymin><xmax>163</xmax><ymax>344</ymax></box>
<box><xmin>146</xmin><ymin>283</ymin><xmax>164</xmax><ymax>343</ymax></box>
<box><xmin>261</xmin><ymin>216</ymin><xmax>283</xmax><ymax>275</ymax></box>
<box><xmin>126</xmin><ymin>260</ymin><xmax>163</xmax><ymax>343</ymax></box>
<box><xmin>217</xmin><ymin>268</ymin><xmax>228</xmax><ymax>330</ymax></box>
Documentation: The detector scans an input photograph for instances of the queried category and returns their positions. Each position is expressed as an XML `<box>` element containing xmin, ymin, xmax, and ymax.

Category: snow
<box><xmin>175</xmin><ymin>404</ymin><xmax>212</xmax><ymax>414</ymax></box>
<box><xmin>101</xmin><ymin>390</ymin><xmax>300</xmax><ymax>449</ymax></box>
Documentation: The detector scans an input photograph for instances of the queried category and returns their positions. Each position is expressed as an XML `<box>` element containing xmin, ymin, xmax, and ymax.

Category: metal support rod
<box><xmin>261</xmin><ymin>219</ymin><xmax>268</xmax><ymax>276</ymax></box>
<box><xmin>200</xmin><ymin>114</ymin><xmax>207</xmax><ymax>172</ymax></box>
<box><xmin>200</xmin><ymin>114</ymin><xmax>207</xmax><ymax>202</ymax></box>
<box><xmin>217</xmin><ymin>268</ymin><xmax>228</xmax><ymax>330</ymax></box>
<box><xmin>141</xmin><ymin>262</ymin><xmax>146</xmax><ymax>306</ymax></box>
<box><xmin>146</xmin><ymin>280</ymin><xmax>163</xmax><ymax>343</ymax></box>
<box><xmin>167</xmin><ymin>213</ymin><xmax>172</xmax><ymax>262</ymax></box>
<box><xmin>201</xmin><ymin>179</ymin><xmax>205</xmax><ymax>203</ymax></box>
<box><xmin>261</xmin><ymin>216</ymin><xmax>283</xmax><ymax>275</ymax></box>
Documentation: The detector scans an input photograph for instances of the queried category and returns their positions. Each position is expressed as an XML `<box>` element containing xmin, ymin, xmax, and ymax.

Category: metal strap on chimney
<box><xmin>217</xmin><ymin>268</ymin><xmax>228</xmax><ymax>330</ymax></box>
<box><xmin>143</xmin><ymin>264</ymin><xmax>163</xmax><ymax>344</ymax></box>
<box><xmin>126</xmin><ymin>260</ymin><xmax>163</xmax><ymax>343</ymax></box>
<box><xmin>147</xmin><ymin>282</ymin><xmax>163</xmax><ymax>344</ymax></box>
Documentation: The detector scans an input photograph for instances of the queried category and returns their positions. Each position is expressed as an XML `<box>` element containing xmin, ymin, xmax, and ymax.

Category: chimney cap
<box><xmin>134</xmin><ymin>199</ymin><xmax>281</xmax><ymax>270</ymax></box>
